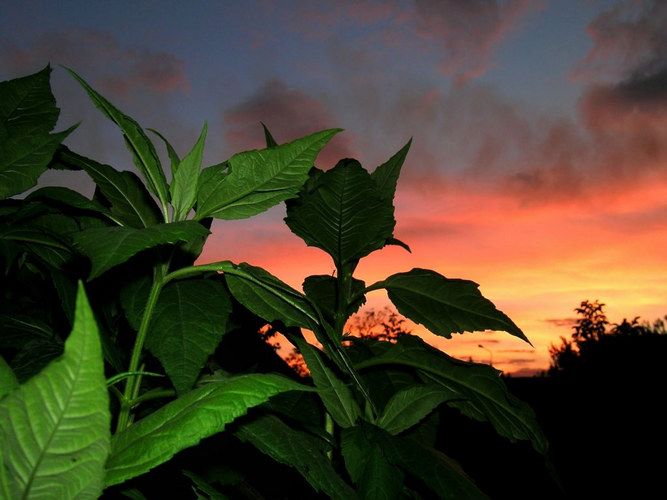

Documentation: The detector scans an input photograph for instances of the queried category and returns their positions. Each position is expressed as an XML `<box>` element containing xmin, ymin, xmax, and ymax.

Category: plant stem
<box><xmin>115</xmin><ymin>263</ymin><xmax>167</xmax><ymax>433</ymax></box>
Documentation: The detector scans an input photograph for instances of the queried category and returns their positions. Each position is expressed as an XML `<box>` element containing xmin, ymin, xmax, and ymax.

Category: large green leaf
<box><xmin>196</xmin><ymin>128</ymin><xmax>340</xmax><ymax>220</ymax></box>
<box><xmin>0</xmin><ymin>282</ymin><xmax>110</xmax><ymax>499</ymax></box>
<box><xmin>355</xmin><ymin>335</ymin><xmax>548</xmax><ymax>454</ymax></box>
<box><xmin>72</xmin><ymin>221</ymin><xmax>210</xmax><ymax>279</ymax></box>
<box><xmin>284</xmin><ymin>159</ymin><xmax>395</xmax><ymax>268</ymax></box>
<box><xmin>57</xmin><ymin>146</ymin><xmax>161</xmax><ymax>228</ymax></box>
<box><xmin>223</xmin><ymin>262</ymin><xmax>321</xmax><ymax>332</ymax></box>
<box><xmin>170</xmin><ymin>123</ymin><xmax>207</xmax><ymax>221</ymax></box>
<box><xmin>235</xmin><ymin>413</ymin><xmax>357</xmax><ymax>500</ymax></box>
<box><xmin>146</xmin><ymin>279</ymin><xmax>233</xmax><ymax>395</ymax></box>
<box><xmin>0</xmin><ymin>66</ymin><xmax>76</xmax><ymax>199</ymax></box>
<box><xmin>377</xmin><ymin>384</ymin><xmax>452</xmax><ymax>435</ymax></box>
<box><xmin>105</xmin><ymin>373</ymin><xmax>311</xmax><ymax>487</ymax></box>
<box><xmin>380</xmin><ymin>268</ymin><xmax>529</xmax><ymax>343</ymax></box>
<box><xmin>296</xmin><ymin>339</ymin><xmax>361</xmax><ymax>428</ymax></box>
<box><xmin>66</xmin><ymin>68</ymin><xmax>170</xmax><ymax>214</ymax></box>
<box><xmin>341</xmin><ymin>424</ymin><xmax>405</xmax><ymax>500</ymax></box>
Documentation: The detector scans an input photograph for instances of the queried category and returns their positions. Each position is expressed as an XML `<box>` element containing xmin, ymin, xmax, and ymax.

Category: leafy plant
<box><xmin>0</xmin><ymin>66</ymin><xmax>548</xmax><ymax>499</ymax></box>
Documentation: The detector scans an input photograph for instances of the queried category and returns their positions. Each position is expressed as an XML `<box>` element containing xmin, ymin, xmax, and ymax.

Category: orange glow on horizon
<box><xmin>199</xmin><ymin>169</ymin><xmax>667</xmax><ymax>376</ymax></box>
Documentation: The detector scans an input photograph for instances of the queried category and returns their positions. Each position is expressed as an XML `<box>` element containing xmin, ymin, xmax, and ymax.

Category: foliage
<box><xmin>0</xmin><ymin>66</ymin><xmax>547</xmax><ymax>498</ymax></box>
<box><xmin>549</xmin><ymin>300</ymin><xmax>667</xmax><ymax>376</ymax></box>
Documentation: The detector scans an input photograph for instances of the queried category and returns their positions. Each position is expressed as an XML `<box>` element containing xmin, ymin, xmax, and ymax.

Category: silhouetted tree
<box><xmin>279</xmin><ymin>307</ymin><xmax>412</xmax><ymax>377</ymax></box>
<box><xmin>548</xmin><ymin>299</ymin><xmax>667</xmax><ymax>377</ymax></box>
<box><xmin>344</xmin><ymin>306</ymin><xmax>412</xmax><ymax>342</ymax></box>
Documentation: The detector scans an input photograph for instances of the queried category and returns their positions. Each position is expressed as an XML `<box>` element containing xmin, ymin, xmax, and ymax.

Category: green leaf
<box><xmin>377</xmin><ymin>384</ymin><xmax>452</xmax><ymax>435</ymax></box>
<box><xmin>0</xmin><ymin>282</ymin><xmax>111</xmax><ymax>499</ymax></box>
<box><xmin>223</xmin><ymin>262</ymin><xmax>321</xmax><ymax>332</ymax></box>
<box><xmin>148</xmin><ymin>128</ymin><xmax>181</xmax><ymax>178</ymax></box>
<box><xmin>57</xmin><ymin>146</ymin><xmax>162</xmax><ymax>228</ymax></box>
<box><xmin>25</xmin><ymin>186</ymin><xmax>111</xmax><ymax>217</ymax></box>
<box><xmin>66</xmin><ymin>68</ymin><xmax>170</xmax><ymax>214</ymax></box>
<box><xmin>341</xmin><ymin>424</ymin><xmax>404</xmax><ymax>500</ymax></box>
<box><xmin>284</xmin><ymin>159</ymin><xmax>395</xmax><ymax>268</ymax></box>
<box><xmin>170</xmin><ymin>123</ymin><xmax>207</xmax><ymax>221</ymax></box>
<box><xmin>261</xmin><ymin>122</ymin><xmax>278</xmax><ymax>148</ymax></box>
<box><xmin>365</xmin><ymin>423</ymin><xmax>489</xmax><ymax>500</ymax></box>
<box><xmin>371</xmin><ymin>139</ymin><xmax>411</xmax><ymax>203</ymax></box>
<box><xmin>72</xmin><ymin>221</ymin><xmax>210</xmax><ymax>279</ymax></box>
<box><xmin>0</xmin><ymin>66</ymin><xmax>77</xmax><ymax>199</ymax></box>
<box><xmin>196</xmin><ymin>128</ymin><xmax>340</xmax><ymax>220</ymax></box>
<box><xmin>105</xmin><ymin>373</ymin><xmax>311</xmax><ymax>487</ymax></box>
<box><xmin>0</xmin><ymin>356</ymin><xmax>18</xmax><ymax>400</ymax></box>
<box><xmin>302</xmin><ymin>275</ymin><xmax>366</xmax><ymax>322</ymax></box>
<box><xmin>235</xmin><ymin>413</ymin><xmax>357</xmax><ymax>500</ymax></box>
<box><xmin>183</xmin><ymin>470</ymin><xmax>228</xmax><ymax>500</ymax></box>
<box><xmin>146</xmin><ymin>279</ymin><xmax>232</xmax><ymax>395</ymax></box>
<box><xmin>355</xmin><ymin>335</ymin><xmax>548</xmax><ymax>454</ymax></box>
<box><xmin>296</xmin><ymin>339</ymin><xmax>361</xmax><ymax>428</ymax></box>
<box><xmin>380</xmin><ymin>268</ymin><xmax>530</xmax><ymax>343</ymax></box>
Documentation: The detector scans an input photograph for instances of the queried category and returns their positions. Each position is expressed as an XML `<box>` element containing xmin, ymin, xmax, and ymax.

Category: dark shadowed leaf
<box><xmin>72</xmin><ymin>221</ymin><xmax>209</xmax><ymax>279</ymax></box>
<box><xmin>0</xmin><ymin>66</ymin><xmax>76</xmax><ymax>199</ymax></box>
<box><xmin>296</xmin><ymin>339</ymin><xmax>361</xmax><ymax>428</ymax></box>
<box><xmin>66</xmin><ymin>68</ymin><xmax>170</xmax><ymax>212</ymax></box>
<box><xmin>366</xmin><ymin>423</ymin><xmax>490</xmax><ymax>499</ymax></box>
<box><xmin>370</xmin><ymin>139</ymin><xmax>411</xmax><ymax>202</ymax></box>
<box><xmin>146</xmin><ymin>279</ymin><xmax>233</xmax><ymax>395</ymax></box>
<box><xmin>302</xmin><ymin>274</ymin><xmax>366</xmax><ymax>321</ymax></box>
<box><xmin>235</xmin><ymin>413</ymin><xmax>357</xmax><ymax>500</ymax></box>
<box><xmin>0</xmin><ymin>283</ymin><xmax>110</xmax><ymax>499</ymax></box>
<box><xmin>105</xmin><ymin>374</ymin><xmax>311</xmax><ymax>487</ymax></box>
<box><xmin>223</xmin><ymin>262</ymin><xmax>321</xmax><ymax>331</ymax></box>
<box><xmin>341</xmin><ymin>424</ymin><xmax>404</xmax><ymax>500</ymax></box>
<box><xmin>57</xmin><ymin>146</ymin><xmax>162</xmax><ymax>228</ymax></box>
<box><xmin>196</xmin><ymin>129</ymin><xmax>340</xmax><ymax>220</ymax></box>
<box><xmin>285</xmin><ymin>160</ymin><xmax>394</xmax><ymax>268</ymax></box>
<box><xmin>380</xmin><ymin>268</ymin><xmax>529</xmax><ymax>343</ymax></box>
<box><xmin>355</xmin><ymin>335</ymin><xmax>548</xmax><ymax>454</ymax></box>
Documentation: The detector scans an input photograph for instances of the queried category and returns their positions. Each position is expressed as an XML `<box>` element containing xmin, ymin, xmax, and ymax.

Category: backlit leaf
<box><xmin>0</xmin><ymin>282</ymin><xmax>110</xmax><ymax>499</ymax></box>
<box><xmin>170</xmin><ymin>123</ymin><xmax>207</xmax><ymax>221</ymax></box>
<box><xmin>105</xmin><ymin>374</ymin><xmax>311</xmax><ymax>486</ymax></box>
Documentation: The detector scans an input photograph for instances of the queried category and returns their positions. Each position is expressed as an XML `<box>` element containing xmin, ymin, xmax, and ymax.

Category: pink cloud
<box><xmin>410</xmin><ymin>0</ymin><xmax>544</xmax><ymax>84</ymax></box>
<box><xmin>0</xmin><ymin>28</ymin><xmax>189</xmax><ymax>98</ymax></box>
<box><xmin>222</xmin><ymin>79</ymin><xmax>353</xmax><ymax>167</ymax></box>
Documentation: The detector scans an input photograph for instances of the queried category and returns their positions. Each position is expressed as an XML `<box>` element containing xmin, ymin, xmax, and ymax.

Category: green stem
<box><xmin>115</xmin><ymin>264</ymin><xmax>167</xmax><ymax>433</ymax></box>
<box><xmin>129</xmin><ymin>388</ymin><xmax>176</xmax><ymax>409</ymax></box>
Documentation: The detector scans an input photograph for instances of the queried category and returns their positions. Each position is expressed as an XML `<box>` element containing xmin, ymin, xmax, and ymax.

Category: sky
<box><xmin>2</xmin><ymin>0</ymin><xmax>666</xmax><ymax>375</ymax></box>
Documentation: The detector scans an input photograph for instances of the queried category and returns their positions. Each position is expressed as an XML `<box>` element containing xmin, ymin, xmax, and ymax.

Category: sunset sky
<box><xmin>2</xmin><ymin>0</ymin><xmax>666</xmax><ymax>375</ymax></box>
